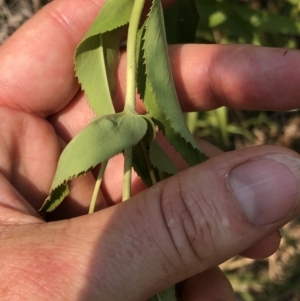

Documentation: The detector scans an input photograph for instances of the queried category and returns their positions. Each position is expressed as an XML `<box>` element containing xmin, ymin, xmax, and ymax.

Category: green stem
<box><xmin>124</xmin><ymin>0</ymin><xmax>146</xmax><ymax>112</ymax></box>
<box><xmin>122</xmin><ymin>146</ymin><xmax>133</xmax><ymax>201</ymax></box>
<box><xmin>89</xmin><ymin>160</ymin><xmax>108</xmax><ymax>213</ymax></box>
<box><xmin>122</xmin><ymin>0</ymin><xmax>146</xmax><ymax>201</ymax></box>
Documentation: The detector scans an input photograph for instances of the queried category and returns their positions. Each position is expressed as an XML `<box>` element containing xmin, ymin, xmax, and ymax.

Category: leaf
<box><xmin>132</xmin><ymin>115</ymin><xmax>178</xmax><ymax>187</ymax></box>
<box><xmin>149</xmin><ymin>140</ymin><xmax>178</xmax><ymax>175</ymax></box>
<box><xmin>132</xmin><ymin>139</ymin><xmax>159</xmax><ymax>187</ymax></box>
<box><xmin>75</xmin><ymin>29</ymin><xmax>124</xmax><ymax>115</ymax></box>
<box><xmin>40</xmin><ymin>112</ymin><xmax>147</xmax><ymax>212</ymax></box>
<box><xmin>74</xmin><ymin>0</ymin><xmax>135</xmax><ymax>115</ymax></box>
<box><xmin>133</xmin><ymin>138</ymin><xmax>178</xmax><ymax>187</ymax></box>
<box><xmin>196</xmin><ymin>0</ymin><xmax>300</xmax><ymax>45</ymax></box>
<box><xmin>147</xmin><ymin>286</ymin><xmax>177</xmax><ymax>301</ymax></box>
<box><xmin>234</xmin><ymin>4</ymin><xmax>300</xmax><ymax>35</ymax></box>
<box><xmin>132</xmin><ymin>114</ymin><xmax>159</xmax><ymax>187</ymax></box>
<box><xmin>80</xmin><ymin>0</ymin><xmax>134</xmax><ymax>37</ymax></box>
<box><xmin>137</xmin><ymin>0</ymin><xmax>208</xmax><ymax>169</ymax></box>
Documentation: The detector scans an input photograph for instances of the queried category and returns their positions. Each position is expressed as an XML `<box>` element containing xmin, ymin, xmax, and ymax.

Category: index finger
<box><xmin>166</xmin><ymin>44</ymin><xmax>300</xmax><ymax>112</ymax></box>
<box><xmin>50</xmin><ymin>43</ymin><xmax>300</xmax><ymax>142</ymax></box>
<box><xmin>0</xmin><ymin>0</ymin><xmax>97</xmax><ymax>117</ymax></box>
<box><xmin>113</xmin><ymin>43</ymin><xmax>300</xmax><ymax>116</ymax></box>
<box><xmin>1</xmin><ymin>0</ymin><xmax>300</xmax><ymax>119</ymax></box>
<box><xmin>0</xmin><ymin>0</ymin><xmax>175</xmax><ymax>117</ymax></box>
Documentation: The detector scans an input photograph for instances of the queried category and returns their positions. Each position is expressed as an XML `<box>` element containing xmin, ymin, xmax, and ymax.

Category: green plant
<box><xmin>196</xmin><ymin>0</ymin><xmax>300</xmax><ymax>46</ymax></box>
<box><xmin>39</xmin><ymin>0</ymin><xmax>207</xmax><ymax>299</ymax></box>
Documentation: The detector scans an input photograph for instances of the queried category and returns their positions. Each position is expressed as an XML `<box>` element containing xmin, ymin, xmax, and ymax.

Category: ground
<box><xmin>0</xmin><ymin>0</ymin><xmax>51</xmax><ymax>44</ymax></box>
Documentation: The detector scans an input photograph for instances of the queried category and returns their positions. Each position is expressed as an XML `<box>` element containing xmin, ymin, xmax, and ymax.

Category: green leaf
<box><xmin>147</xmin><ymin>286</ymin><xmax>177</xmax><ymax>301</ymax></box>
<box><xmin>75</xmin><ymin>30</ymin><xmax>121</xmax><ymax>115</ymax></box>
<box><xmin>132</xmin><ymin>114</ymin><xmax>159</xmax><ymax>187</ymax></box>
<box><xmin>40</xmin><ymin>111</ymin><xmax>147</xmax><ymax>212</ymax></box>
<box><xmin>132</xmin><ymin>139</ymin><xmax>159</xmax><ymax>187</ymax></box>
<box><xmin>196</xmin><ymin>0</ymin><xmax>300</xmax><ymax>45</ymax></box>
<box><xmin>132</xmin><ymin>133</ymin><xmax>178</xmax><ymax>188</ymax></box>
<box><xmin>132</xmin><ymin>137</ymin><xmax>178</xmax><ymax>187</ymax></box>
<box><xmin>74</xmin><ymin>0</ymin><xmax>135</xmax><ymax>115</ymax></box>
<box><xmin>80</xmin><ymin>0</ymin><xmax>134</xmax><ymax>37</ymax></box>
<box><xmin>234</xmin><ymin>4</ymin><xmax>300</xmax><ymax>35</ymax></box>
<box><xmin>137</xmin><ymin>0</ymin><xmax>208</xmax><ymax>168</ymax></box>
<box><xmin>149</xmin><ymin>140</ymin><xmax>178</xmax><ymax>175</ymax></box>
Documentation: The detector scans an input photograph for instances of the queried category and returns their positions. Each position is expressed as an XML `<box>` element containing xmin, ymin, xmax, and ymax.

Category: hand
<box><xmin>1</xmin><ymin>0</ymin><xmax>300</xmax><ymax>300</ymax></box>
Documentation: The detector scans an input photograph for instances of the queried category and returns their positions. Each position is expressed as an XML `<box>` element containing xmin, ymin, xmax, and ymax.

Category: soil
<box><xmin>0</xmin><ymin>0</ymin><xmax>51</xmax><ymax>44</ymax></box>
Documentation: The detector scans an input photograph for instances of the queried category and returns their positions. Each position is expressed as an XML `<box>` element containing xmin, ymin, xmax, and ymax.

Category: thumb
<box><xmin>60</xmin><ymin>145</ymin><xmax>300</xmax><ymax>300</ymax></box>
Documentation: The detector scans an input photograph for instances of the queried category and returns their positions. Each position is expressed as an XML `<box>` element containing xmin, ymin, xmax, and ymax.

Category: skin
<box><xmin>1</xmin><ymin>0</ymin><xmax>300</xmax><ymax>300</ymax></box>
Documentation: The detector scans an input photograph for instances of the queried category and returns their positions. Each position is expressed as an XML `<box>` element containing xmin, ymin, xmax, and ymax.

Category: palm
<box><xmin>0</xmin><ymin>107</ymin><xmax>58</xmax><ymax>210</ymax></box>
<box><xmin>0</xmin><ymin>87</ymin><xmax>118</xmax><ymax>219</ymax></box>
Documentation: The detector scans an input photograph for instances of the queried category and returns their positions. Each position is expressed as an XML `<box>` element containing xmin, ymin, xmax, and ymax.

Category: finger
<box><xmin>240</xmin><ymin>231</ymin><xmax>281</xmax><ymax>259</ymax></box>
<box><xmin>44</xmin><ymin>145</ymin><xmax>300</xmax><ymax>300</ymax></box>
<box><xmin>0</xmin><ymin>0</ymin><xmax>175</xmax><ymax>117</ymax></box>
<box><xmin>178</xmin><ymin>267</ymin><xmax>235</xmax><ymax>301</ymax></box>
<box><xmin>168</xmin><ymin>45</ymin><xmax>300</xmax><ymax>112</ymax></box>
<box><xmin>49</xmin><ymin>43</ymin><xmax>300</xmax><ymax>141</ymax></box>
<box><xmin>51</xmin><ymin>108</ymin><xmax>284</xmax><ymax>259</ymax></box>
<box><xmin>116</xmin><ymin>44</ymin><xmax>300</xmax><ymax>113</ymax></box>
<box><xmin>0</xmin><ymin>107</ymin><xmax>105</xmax><ymax>216</ymax></box>
<box><xmin>99</xmin><ymin>139</ymin><xmax>288</xmax><ymax>261</ymax></box>
<box><xmin>48</xmin><ymin>91</ymin><xmax>96</xmax><ymax>142</ymax></box>
<box><xmin>5</xmin><ymin>145</ymin><xmax>300</xmax><ymax>300</ymax></box>
<box><xmin>0</xmin><ymin>107</ymin><xmax>60</xmax><ymax>210</ymax></box>
<box><xmin>0</xmin><ymin>173</ymin><xmax>42</xmax><ymax>221</ymax></box>
<box><xmin>1</xmin><ymin>1</ymin><xmax>300</xmax><ymax>118</ymax></box>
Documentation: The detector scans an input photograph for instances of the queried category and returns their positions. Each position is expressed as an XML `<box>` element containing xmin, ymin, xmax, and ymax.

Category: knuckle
<box><xmin>159</xmin><ymin>173</ymin><xmax>220</xmax><ymax>271</ymax></box>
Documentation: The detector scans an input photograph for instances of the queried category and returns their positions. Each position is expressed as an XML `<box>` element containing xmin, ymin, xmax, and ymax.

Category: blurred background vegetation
<box><xmin>164</xmin><ymin>1</ymin><xmax>300</xmax><ymax>300</ymax></box>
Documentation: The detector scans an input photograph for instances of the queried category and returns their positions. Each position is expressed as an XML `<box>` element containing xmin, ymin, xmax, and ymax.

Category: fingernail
<box><xmin>227</xmin><ymin>154</ymin><xmax>300</xmax><ymax>226</ymax></box>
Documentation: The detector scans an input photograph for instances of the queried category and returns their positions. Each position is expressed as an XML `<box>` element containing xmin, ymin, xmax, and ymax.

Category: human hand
<box><xmin>1</xmin><ymin>0</ymin><xmax>300</xmax><ymax>300</ymax></box>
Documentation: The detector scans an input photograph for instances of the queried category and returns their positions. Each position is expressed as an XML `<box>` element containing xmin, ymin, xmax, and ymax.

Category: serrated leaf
<box><xmin>81</xmin><ymin>0</ymin><xmax>134</xmax><ymax>37</ymax></box>
<box><xmin>132</xmin><ymin>114</ymin><xmax>159</xmax><ymax>187</ymax></box>
<box><xmin>75</xmin><ymin>29</ymin><xmax>124</xmax><ymax>115</ymax></box>
<box><xmin>149</xmin><ymin>140</ymin><xmax>178</xmax><ymax>175</ymax></box>
<box><xmin>40</xmin><ymin>111</ymin><xmax>147</xmax><ymax>212</ymax></box>
<box><xmin>74</xmin><ymin>0</ymin><xmax>135</xmax><ymax>115</ymax></box>
<box><xmin>132</xmin><ymin>139</ymin><xmax>158</xmax><ymax>187</ymax></box>
<box><xmin>137</xmin><ymin>0</ymin><xmax>208</xmax><ymax>168</ymax></box>
<box><xmin>131</xmin><ymin>115</ymin><xmax>176</xmax><ymax>187</ymax></box>
<box><xmin>133</xmin><ymin>137</ymin><xmax>176</xmax><ymax>187</ymax></box>
<box><xmin>143</xmin><ymin>0</ymin><xmax>193</xmax><ymax>138</ymax></box>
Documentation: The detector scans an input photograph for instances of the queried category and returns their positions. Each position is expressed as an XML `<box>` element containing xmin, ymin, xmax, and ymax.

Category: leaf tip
<box><xmin>39</xmin><ymin>183</ymin><xmax>70</xmax><ymax>212</ymax></box>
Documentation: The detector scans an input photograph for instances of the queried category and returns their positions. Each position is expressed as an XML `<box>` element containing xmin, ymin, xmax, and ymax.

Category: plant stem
<box><xmin>122</xmin><ymin>0</ymin><xmax>146</xmax><ymax>201</ymax></box>
<box><xmin>122</xmin><ymin>146</ymin><xmax>133</xmax><ymax>201</ymax></box>
<box><xmin>89</xmin><ymin>160</ymin><xmax>108</xmax><ymax>213</ymax></box>
<box><xmin>124</xmin><ymin>0</ymin><xmax>146</xmax><ymax>112</ymax></box>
